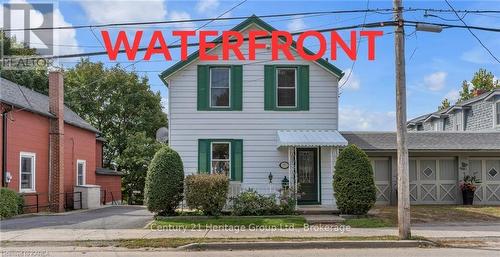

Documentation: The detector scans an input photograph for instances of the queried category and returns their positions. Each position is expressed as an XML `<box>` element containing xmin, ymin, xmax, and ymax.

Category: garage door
<box><xmin>409</xmin><ymin>158</ymin><xmax>458</xmax><ymax>204</ymax></box>
<box><xmin>370</xmin><ymin>158</ymin><xmax>391</xmax><ymax>204</ymax></box>
<box><xmin>469</xmin><ymin>158</ymin><xmax>500</xmax><ymax>204</ymax></box>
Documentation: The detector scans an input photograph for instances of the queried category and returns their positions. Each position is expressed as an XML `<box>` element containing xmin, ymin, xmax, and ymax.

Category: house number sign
<box><xmin>279</xmin><ymin>161</ymin><xmax>289</xmax><ymax>169</ymax></box>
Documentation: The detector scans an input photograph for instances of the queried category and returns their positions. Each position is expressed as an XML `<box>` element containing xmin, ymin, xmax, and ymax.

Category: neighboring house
<box><xmin>0</xmin><ymin>76</ymin><xmax>122</xmax><ymax>212</ymax></box>
<box><xmin>160</xmin><ymin>16</ymin><xmax>347</xmax><ymax>208</ymax></box>
<box><xmin>407</xmin><ymin>89</ymin><xmax>500</xmax><ymax>132</ymax></box>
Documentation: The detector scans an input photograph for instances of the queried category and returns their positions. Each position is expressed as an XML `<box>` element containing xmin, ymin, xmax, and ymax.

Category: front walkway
<box><xmin>2</xmin><ymin>223</ymin><xmax>500</xmax><ymax>241</ymax></box>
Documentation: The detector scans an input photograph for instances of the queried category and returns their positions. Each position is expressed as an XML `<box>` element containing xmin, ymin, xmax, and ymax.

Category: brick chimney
<box><xmin>49</xmin><ymin>71</ymin><xmax>65</xmax><ymax>212</ymax></box>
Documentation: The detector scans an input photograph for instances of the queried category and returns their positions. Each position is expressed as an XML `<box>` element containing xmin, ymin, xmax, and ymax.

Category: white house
<box><xmin>160</xmin><ymin>16</ymin><xmax>347</xmax><ymax>208</ymax></box>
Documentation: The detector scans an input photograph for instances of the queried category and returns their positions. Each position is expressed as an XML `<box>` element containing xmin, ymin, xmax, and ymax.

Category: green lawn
<box><xmin>150</xmin><ymin>216</ymin><xmax>307</xmax><ymax>229</ymax></box>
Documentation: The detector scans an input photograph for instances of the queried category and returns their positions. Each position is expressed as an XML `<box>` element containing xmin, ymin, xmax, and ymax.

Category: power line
<box><xmin>443</xmin><ymin>0</ymin><xmax>500</xmax><ymax>64</ymax></box>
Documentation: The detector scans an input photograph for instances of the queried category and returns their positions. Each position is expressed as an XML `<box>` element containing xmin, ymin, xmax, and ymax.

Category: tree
<box><xmin>144</xmin><ymin>146</ymin><xmax>184</xmax><ymax>216</ymax></box>
<box><xmin>117</xmin><ymin>132</ymin><xmax>162</xmax><ymax>204</ymax></box>
<box><xmin>0</xmin><ymin>32</ymin><xmax>49</xmax><ymax>94</ymax></box>
<box><xmin>438</xmin><ymin>98</ymin><xmax>451</xmax><ymax>111</ymax></box>
<box><xmin>459</xmin><ymin>80</ymin><xmax>472</xmax><ymax>102</ymax></box>
<box><xmin>333</xmin><ymin>145</ymin><xmax>376</xmax><ymax>215</ymax></box>
<box><xmin>458</xmin><ymin>69</ymin><xmax>499</xmax><ymax>102</ymax></box>
<box><xmin>64</xmin><ymin>59</ymin><xmax>168</xmax><ymax>165</ymax></box>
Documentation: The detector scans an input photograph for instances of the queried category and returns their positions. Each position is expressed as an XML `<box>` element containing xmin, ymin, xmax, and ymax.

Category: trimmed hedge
<box><xmin>1</xmin><ymin>188</ymin><xmax>23</xmax><ymax>219</ymax></box>
<box><xmin>333</xmin><ymin>145</ymin><xmax>376</xmax><ymax>215</ymax></box>
<box><xmin>144</xmin><ymin>146</ymin><xmax>184</xmax><ymax>216</ymax></box>
<box><xmin>185</xmin><ymin>174</ymin><xmax>229</xmax><ymax>216</ymax></box>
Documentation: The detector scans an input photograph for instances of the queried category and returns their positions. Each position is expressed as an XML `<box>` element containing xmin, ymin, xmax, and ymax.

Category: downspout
<box><xmin>2</xmin><ymin>110</ymin><xmax>8</xmax><ymax>187</ymax></box>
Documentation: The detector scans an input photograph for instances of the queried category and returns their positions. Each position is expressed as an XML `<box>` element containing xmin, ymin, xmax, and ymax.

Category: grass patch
<box><xmin>150</xmin><ymin>216</ymin><xmax>306</xmax><ymax>229</ymax></box>
<box><xmin>1</xmin><ymin>236</ymin><xmax>403</xmax><ymax>249</ymax></box>
<box><xmin>343</xmin><ymin>218</ymin><xmax>393</xmax><ymax>228</ymax></box>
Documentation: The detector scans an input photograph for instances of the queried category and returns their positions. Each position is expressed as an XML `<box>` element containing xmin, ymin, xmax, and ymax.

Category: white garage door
<box><xmin>409</xmin><ymin>158</ymin><xmax>458</xmax><ymax>204</ymax></box>
<box><xmin>469</xmin><ymin>158</ymin><xmax>500</xmax><ymax>204</ymax></box>
<box><xmin>371</xmin><ymin>158</ymin><xmax>391</xmax><ymax>204</ymax></box>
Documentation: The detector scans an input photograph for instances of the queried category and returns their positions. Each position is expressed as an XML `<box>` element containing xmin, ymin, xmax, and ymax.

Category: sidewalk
<box><xmin>2</xmin><ymin>223</ymin><xmax>500</xmax><ymax>242</ymax></box>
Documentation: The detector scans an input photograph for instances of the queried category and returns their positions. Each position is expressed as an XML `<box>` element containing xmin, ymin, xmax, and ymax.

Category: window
<box><xmin>76</xmin><ymin>160</ymin><xmax>86</xmax><ymax>186</ymax></box>
<box><xmin>496</xmin><ymin>101</ymin><xmax>500</xmax><ymax>126</ymax></box>
<box><xmin>276</xmin><ymin>68</ymin><xmax>296</xmax><ymax>107</ymax></box>
<box><xmin>416</xmin><ymin>124</ymin><xmax>423</xmax><ymax>131</ymax></box>
<box><xmin>20</xmin><ymin>152</ymin><xmax>35</xmax><ymax>192</ymax></box>
<box><xmin>211</xmin><ymin>142</ymin><xmax>230</xmax><ymax>177</ymax></box>
<box><xmin>210</xmin><ymin>67</ymin><xmax>230</xmax><ymax>108</ymax></box>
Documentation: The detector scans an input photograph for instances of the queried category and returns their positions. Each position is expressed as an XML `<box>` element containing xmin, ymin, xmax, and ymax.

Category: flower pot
<box><xmin>462</xmin><ymin>190</ymin><xmax>475</xmax><ymax>205</ymax></box>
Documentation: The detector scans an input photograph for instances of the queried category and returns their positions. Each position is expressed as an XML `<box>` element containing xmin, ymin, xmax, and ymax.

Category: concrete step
<box><xmin>303</xmin><ymin>214</ymin><xmax>345</xmax><ymax>224</ymax></box>
<box><xmin>297</xmin><ymin>207</ymin><xmax>340</xmax><ymax>215</ymax></box>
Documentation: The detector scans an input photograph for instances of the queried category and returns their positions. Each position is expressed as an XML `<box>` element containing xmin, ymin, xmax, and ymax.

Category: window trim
<box><xmin>209</xmin><ymin>67</ymin><xmax>231</xmax><ymax>109</ymax></box>
<box><xmin>275</xmin><ymin>67</ymin><xmax>298</xmax><ymax>108</ymax></box>
<box><xmin>76</xmin><ymin>159</ymin><xmax>86</xmax><ymax>186</ymax></box>
<box><xmin>494</xmin><ymin>100</ymin><xmax>500</xmax><ymax>127</ymax></box>
<box><xmin>210</xmin><ymin>141</ymin><xmax>231</xmax><ymax>179</ymax></box>
<box><xmin>19</xmin><ymin>152</ymin><xmax>36</xmax><ymax>192</ymax></box>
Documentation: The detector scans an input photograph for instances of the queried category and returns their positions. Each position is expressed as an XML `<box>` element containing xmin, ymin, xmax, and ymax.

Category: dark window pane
<box><xmin>278</xmin><ymin>88</ymin><xmax>296</xmax><ymax>107</ymax></box>
<box><xmin>497</xmin><ymin>102</ymin><xmax>500</xmax><ymax>125</ymax></box>
<box><xmin>277</xmin><ymin>69</ymin><xmax>295</xmax><ymax>88</ymax></box>
<box><xmin>212</xmin><ymin>143</ymin><xmax>230</xmax><ymax>159</ymax></box>
<box><xmin>212</xmin><ymin>161</ymin><xmax>230</xmax><ymax>176</ymax></box>
<box><xmin>21</xmin><ymin>157</ymin><xmax>31</xmax><ymax>173</ymax></box>
<box><xmin>211</xmin><ymin>88</ymin><xmax>229</xmax><ymax>107</ymax></box>
<box><xmin>211</xmin><ymin>68</ymin><xmax>230</xmax><ymax>88</ymax></box>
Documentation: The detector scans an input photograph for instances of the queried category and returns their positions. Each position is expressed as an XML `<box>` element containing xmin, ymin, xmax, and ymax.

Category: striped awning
<box><xmin>277</xmin><ymin>130</ymin><xmax>348</xmax><ymax>148</ymax></box>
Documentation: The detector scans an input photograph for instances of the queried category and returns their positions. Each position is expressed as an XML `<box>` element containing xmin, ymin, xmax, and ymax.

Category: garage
<box><xmin>470</xmin><ymin>158</ymin><xmax>500</xmax><ymax>204</ymax></box>
<box><xmin>408</xmin><ymin>158</ymin><xmax>458</xmax><ymax>204</ymax></box>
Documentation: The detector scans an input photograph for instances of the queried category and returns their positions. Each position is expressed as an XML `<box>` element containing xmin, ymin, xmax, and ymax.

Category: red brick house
<box><xmin>0</xmin><ymin>72</ymin><xmax>122</xmax><ymax>212</ymax></box>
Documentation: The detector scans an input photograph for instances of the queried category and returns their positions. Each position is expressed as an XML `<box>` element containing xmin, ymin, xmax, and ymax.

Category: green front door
<box><xmin>297</xmin><ymin>148</ymin><xmax>319</xmax><ymax>205</ymax></box>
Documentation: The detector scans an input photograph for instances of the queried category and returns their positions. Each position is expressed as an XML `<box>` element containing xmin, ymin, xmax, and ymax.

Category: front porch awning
<box><xmin>277</xmin><ymin>130</ymin><xmax>348</xmax><ymax>148</ymax></box>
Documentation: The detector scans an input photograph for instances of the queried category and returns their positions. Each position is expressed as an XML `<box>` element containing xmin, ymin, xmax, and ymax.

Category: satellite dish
<box><xmin>156</xmin><ymin>127</ymin><xmax>168</xmax><ymax>143</ymax></box>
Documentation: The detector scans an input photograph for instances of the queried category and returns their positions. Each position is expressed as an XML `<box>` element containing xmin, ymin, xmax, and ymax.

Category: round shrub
<box><xmin>1</xmin><ymin>188</ymin><xmax>23</xmax><ymax>219</ymax></box>
<box><xmin>144</xmin><ymin>146</ymin><xmax>184</xmax><ymax>216</ymax></box>
<box><xmin>185</xmin><ymin>174</ymin><xmax>229</xmax><ymax>216</ymax></box>
<box><xmin>231</xmin><ymin>189</ymin><xmax>279</xmax><ymax>216</ymax></box>
<box><xmin>333</xmin><ymin>144</ymin><xmax>376</xmax><ymax>215</ymax></box>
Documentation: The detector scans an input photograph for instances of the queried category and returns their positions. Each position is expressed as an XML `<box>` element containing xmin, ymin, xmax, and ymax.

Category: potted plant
<box><xmin>459</xmin><ymin>174</ymin><xmax>481</xmax><ymax>205</ymax></box>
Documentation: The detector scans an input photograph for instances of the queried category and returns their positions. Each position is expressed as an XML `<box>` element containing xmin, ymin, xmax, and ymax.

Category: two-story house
<box><xmin>160</xmin><ymin>16</ymin><xmax>348</xmax><ymax>208</ymax></box>
<box><xmin>407</xmin><ymin>89</ymin><xmax>500</xmax><ymax>132</ymax></box>
<box><xmin>160</xmin><ymin>15</ymin><xmax>500</xmax><ymax>208</ymax></box>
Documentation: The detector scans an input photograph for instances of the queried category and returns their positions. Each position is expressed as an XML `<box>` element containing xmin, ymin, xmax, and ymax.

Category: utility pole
<box><xmin>393</xmin><ymin>0</ymin><xmax>411</xmax><ymax>239</ymax></box>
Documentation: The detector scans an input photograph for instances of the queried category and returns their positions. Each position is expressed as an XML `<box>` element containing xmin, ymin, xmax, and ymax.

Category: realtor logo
<box><xmin>2</xmin><ymin>3</ymin><xmax>54</xmax><ymax>70</ymax></box>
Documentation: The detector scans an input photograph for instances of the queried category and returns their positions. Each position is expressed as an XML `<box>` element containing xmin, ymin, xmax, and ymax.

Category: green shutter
<box><xmin>198</xmin><ymin>139</ymin><xmax>210</xmax><ymax>173</ymax></box>
<box><xmin>298</xmin><ymin>65</ymin><xmax>310</xmax><ymax>110</ymax></box>
<box><xmin>231</xmin><ymin>139</ymin><xmax>243</xmax><ymax>182</ymax></box>
<box><xmin>231</xmin><ymin>65</ymin><xmax>243</xmax><ymax>111</ymax></box>
<box><xmin>264</xmin><ymin>65</ymin><xmax>276</xmax><ymax>110</ymax></box>
<box><xmin>197</xmin><ymin>65</ymin><xmax>209</xmax><ymax>110</ymax></box>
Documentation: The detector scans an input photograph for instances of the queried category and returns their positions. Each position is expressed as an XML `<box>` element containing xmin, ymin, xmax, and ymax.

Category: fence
<box><xmin>19</xmin><ymin>192</ymin><xmax>83</xmax><ymax>213</ymax></box>
<box><xmin>100</xmin><ymin>189</ymin><xmax>121</xmax><ymax>205</ymax></box>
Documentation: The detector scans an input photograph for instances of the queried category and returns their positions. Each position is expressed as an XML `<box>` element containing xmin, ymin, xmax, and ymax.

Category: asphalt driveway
<box><xmin>0</xmin><ymin>206</ymin><xmax>153</xmax><ymax>230</ymax></box>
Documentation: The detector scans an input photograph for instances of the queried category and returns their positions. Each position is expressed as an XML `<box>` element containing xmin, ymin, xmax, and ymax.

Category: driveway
<box><xmin>0</xmin><ymin>206</ymin><xmax>153</xmax><ymax>230</ymax></box>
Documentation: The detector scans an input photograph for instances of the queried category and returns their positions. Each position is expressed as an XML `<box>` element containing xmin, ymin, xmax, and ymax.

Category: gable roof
<box><xmin>341</xmin><ymin>131</ymin><xmax>500</xmax><ymax>151</ymax></box>
<box><xmin>159</xmin><ymin>15</ymin><xmax>344</xmax><ymax>85</ymax></box>
<box><xmin>0</xmin><ymin>78</ymin><xmax>99</xmax><ymax>133</ymax></box>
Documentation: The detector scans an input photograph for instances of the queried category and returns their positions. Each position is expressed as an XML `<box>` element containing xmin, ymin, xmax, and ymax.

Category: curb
<box><xmin>177</xmin><ymin>240</ymin><xmax>436</xmax><ymax>251</ymax></box>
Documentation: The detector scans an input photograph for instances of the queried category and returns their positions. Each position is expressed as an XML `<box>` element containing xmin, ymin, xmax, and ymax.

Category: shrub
<box><xmin>231</xmin><ymin>189</ymin><xmax>280</xmax><ymax>216</ymax></box>
<box><xmin>333</xmin><ymin>144</ymin><xmax>376</xmax><ymax>215</ymax></box>
<box><xmin>1</xmin><ymin>188</ymin><xmax>23</xmax><ymax>219</ymax></box>
<box><xmin>144</xmin><ymin>146</ymin><xmax>184</xmax><ymax>216</ymax></box>
<box><xmin>185</xmin><ymin>174</ymin><xmax>229</xmax><ymax>216</ymax></box>
<box><xmin>278</xmin><ymin>188</ymin><xmax>297</xmax><ymax>215</ymax></box>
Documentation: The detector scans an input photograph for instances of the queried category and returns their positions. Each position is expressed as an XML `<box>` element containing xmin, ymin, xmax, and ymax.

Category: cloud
<box><xmin>339</xmin><ymin>68</ymin><xmax>360</xmax><ymax>91</ymax></box>
<box><xmin>423</xmin><ymin>71</ymin><xmax>447</xmax><ymax>91</ymax></box>
<box><xmin>80</xmin><ymin>0</ymin><xmax>167</xmax><ymax>24</ymax></box>
<box><xmin>168</xmin><ymin>11</ymin><xmax>196</xmax><ymax>31</ymax></box>
<box><xmin>287</xmin><ymin>17</ymin><xmax>306</xmax><ymax>32</ymax></box>
<box><xmin>339</xmin><ymin>106</ymin><xmax>396</xmax><ymax>131</ymax></box>
<box><xmin>196</xmin><ymin>0</ymin><xmax>220</xmax><ymax>14</ymax></box>
<box><xmin>1</xmin><ymin>0</ymin><xmax>82</xmax><ymax>56</ymax></box>
<box><xmin>444</xmin><ymin>89</ymin><xmax>460</xmax><ymax>103</ymax></box>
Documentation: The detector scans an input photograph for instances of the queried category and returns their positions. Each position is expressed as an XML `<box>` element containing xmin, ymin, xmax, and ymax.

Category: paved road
<box><xmin>1</xmin><ymin>247</ymin><xmax>499</xmax><ymax>257</ymax></box>
<box><xmin>0</xmin><ymin>206</ymin><xmax>153</xmax><ymax>230</ymax></box>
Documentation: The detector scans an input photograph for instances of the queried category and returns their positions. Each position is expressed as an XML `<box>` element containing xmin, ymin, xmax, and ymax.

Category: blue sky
<box><xmin>4</xmin><ymin>0</ymin><xmax>500</xmax><ymax>131</ymax></box>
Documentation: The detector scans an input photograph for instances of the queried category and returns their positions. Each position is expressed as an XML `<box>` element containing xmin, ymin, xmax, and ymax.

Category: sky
<box><xmin>2</xmin><ymin>0</ymin><xmax>499</xmax><ymax>131</ymax></box>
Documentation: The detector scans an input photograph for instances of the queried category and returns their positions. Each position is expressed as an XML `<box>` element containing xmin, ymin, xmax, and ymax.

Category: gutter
<box><xmin>2</xmin><ymin>109</ymin><xmax>10</xmax><ymax>187</ymax></box>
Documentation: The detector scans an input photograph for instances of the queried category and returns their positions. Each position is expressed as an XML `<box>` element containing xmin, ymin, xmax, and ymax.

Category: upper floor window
<box><xmin>197</xmin><ymin>65</ymin><xmax>242</xmax><ymax>111</ymax></box>
<box><xmin>496</xmin><ymin>101</ymin><xmax>500</xmax><ymax>126</ymax></box>
<box><xmin>20</xmin><ymin>152</ymin><xmax>36</xmax><ymax>192</ymax></box>
<box><xmin>277</xmin><ymin>68</ymin><xmax>297</xmax><ymax>107</ymax></box>
<box><xmin>416</xmin><ymin>124</ymin><xmax>423</xmax><ymax>131</ymax></box>
<box><xmin>210</xmin><ymin>67</ymin><xmax>230</xmax><ymax>108</ymax></box>
<box><xmin>76</xmin><ymin>160</ymin><xmax>86</xmax><ymax>186</ymax></box>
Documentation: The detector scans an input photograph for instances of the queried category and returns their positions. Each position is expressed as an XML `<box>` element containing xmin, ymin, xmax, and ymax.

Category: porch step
<box><xmin>297</xmin><ymin>206</ymin><xmax>340</xmax><ymax>215</ymax></box>
<box><xmin>303</xmin><ymin>214</ymin><xmax>345</xmax><ymax>224</ymax></box>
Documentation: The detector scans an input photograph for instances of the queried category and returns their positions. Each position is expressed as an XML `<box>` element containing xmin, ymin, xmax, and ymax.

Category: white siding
<box><xmin>167</xmin><ymin>24</ymin><xmax>339</xmax><ymax>203</ymax></box>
